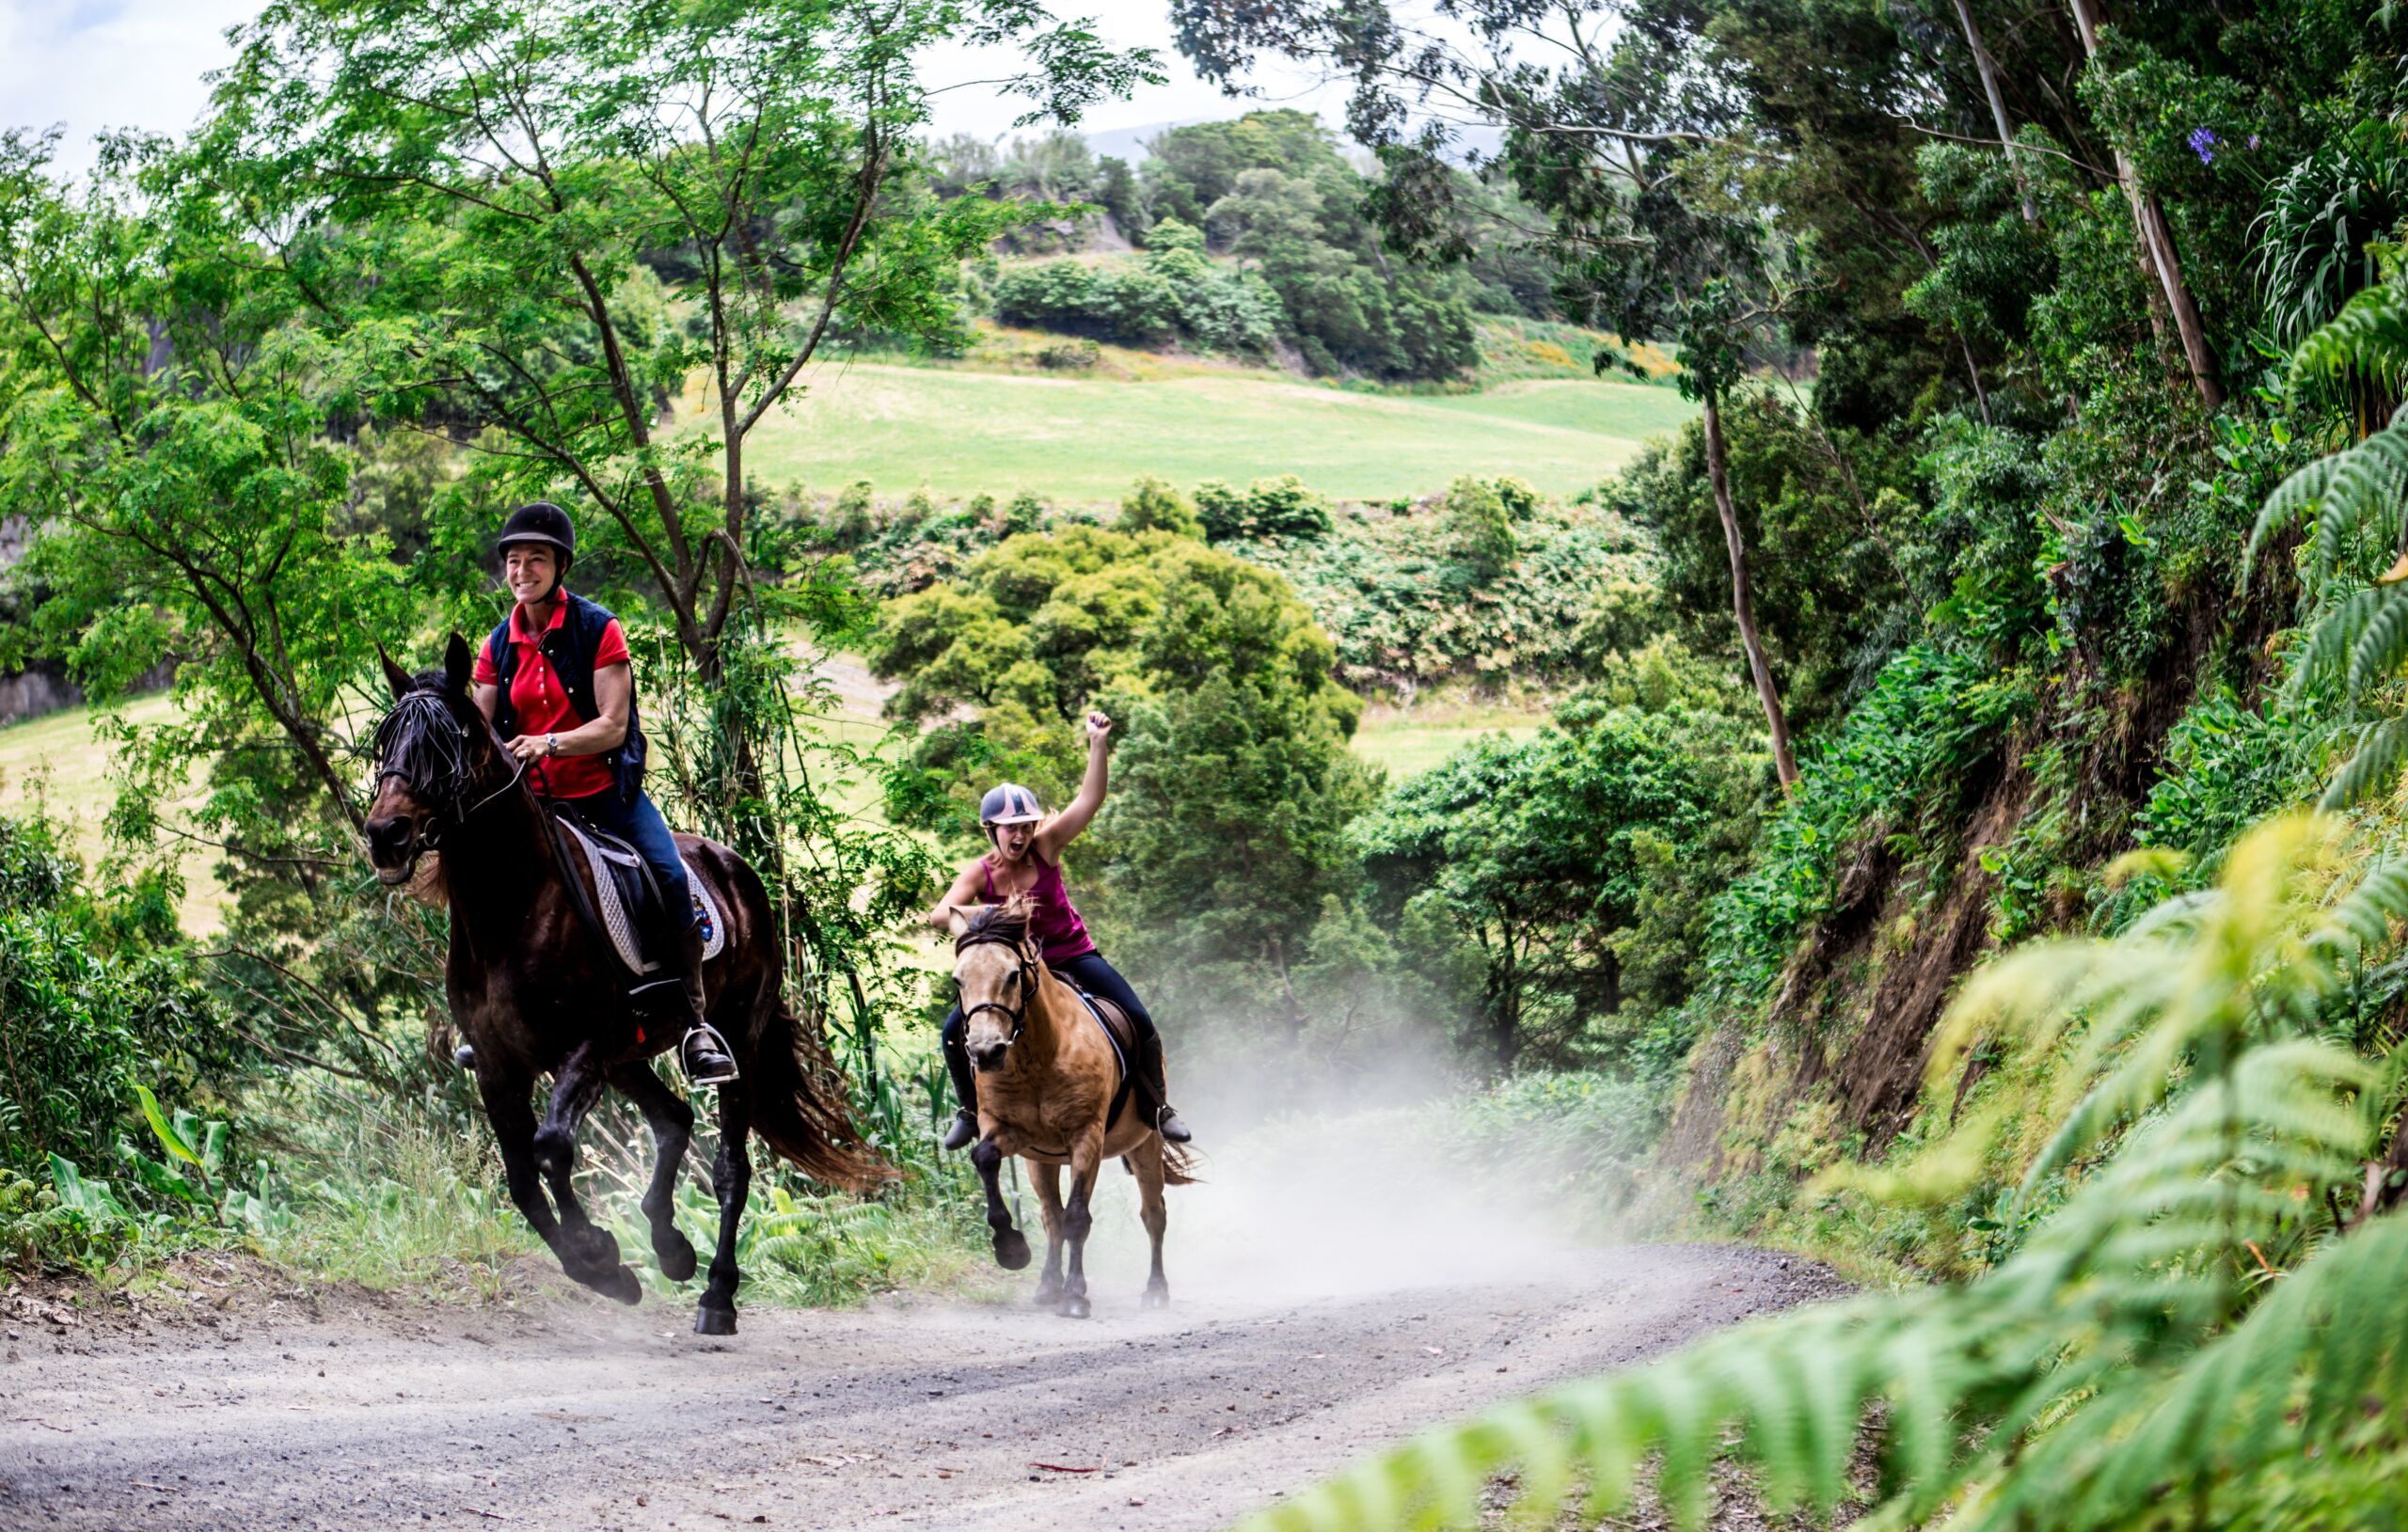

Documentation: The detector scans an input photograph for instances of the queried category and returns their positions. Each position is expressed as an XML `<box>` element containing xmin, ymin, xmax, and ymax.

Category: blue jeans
<box><xmin>564</xmin><ymin>789</ymin><xmax>693</xmax><ymax>928</ymax></box>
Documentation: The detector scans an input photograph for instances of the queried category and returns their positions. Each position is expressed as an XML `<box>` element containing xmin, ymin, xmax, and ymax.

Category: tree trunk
<box><xmin>1703</xmin><ymin>393</ymin><xmax>1799</xmax><ymax>791</ymax></box>
<box><xmin>2065</xmin><ymin>0</ymin><xmax>2226</xmax><ymax>410</ymax></box>
<box><xmin>1949</xmin><ymin>0</ymin><xmax>2036</xmax><ymax>222</ymax></box>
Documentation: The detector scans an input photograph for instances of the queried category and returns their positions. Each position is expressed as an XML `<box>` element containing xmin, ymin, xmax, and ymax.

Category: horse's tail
<box><xmin>748</xmin><ymin>995</ymin><xmax>896</xmax><ymax>1193</ymax></box>
<box><xmin>1131</xmin><ymin>1143</ymin><xmax>1202</xmax><ymax>1186</ymax></box>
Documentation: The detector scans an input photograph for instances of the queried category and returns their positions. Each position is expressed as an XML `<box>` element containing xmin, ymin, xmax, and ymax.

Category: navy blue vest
<box><xmin>484</xmin><ymin>591</ymin><xmax>648</xmax><ymax>804</ymax></box>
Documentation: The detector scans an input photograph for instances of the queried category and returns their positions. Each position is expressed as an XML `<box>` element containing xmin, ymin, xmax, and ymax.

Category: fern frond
<box><xmin>2292</xmin><ymin>282</ymin><xmax>2408</xmax><ymax>390</ymax></box>
<box><xmin>2318</xmin><ymin>714</ymin><xmax>2408</xmax><ymax>807</ymax></box>
<box><xmin>2347</xmin><ymin>583</ymin><xmax>2408</xmax><ymax>690</ymax></box>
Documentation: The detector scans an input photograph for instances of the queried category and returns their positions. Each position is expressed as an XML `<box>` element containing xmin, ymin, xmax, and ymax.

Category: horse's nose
<box><xmin>971</xmin><ymin>1042</ymin><xmax>1008</xmax><ymax>1072</ymax></box>
<box><xmin>364</xmin><ymin>813</ymin><xmax>416</xmax><ymax>871</ymax></box>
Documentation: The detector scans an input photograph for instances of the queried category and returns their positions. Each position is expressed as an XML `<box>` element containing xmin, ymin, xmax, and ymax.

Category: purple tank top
<box><xmin>983</xmin><ymin>851</ymin><xmax>1097</xmax><ymax>965</ymax></box>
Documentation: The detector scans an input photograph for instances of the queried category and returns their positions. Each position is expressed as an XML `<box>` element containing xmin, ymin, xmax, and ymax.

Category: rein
<box><xmin>372</xmin><ymin>691</ymin><xmax>531</xmax><ymax>852</ymax></box>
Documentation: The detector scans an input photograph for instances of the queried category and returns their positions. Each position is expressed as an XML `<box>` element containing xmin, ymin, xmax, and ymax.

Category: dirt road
<box><xmin>1</xmin><ymin>1244</ymin><xmax>1836</xmax><ymax>1531</ymax></box>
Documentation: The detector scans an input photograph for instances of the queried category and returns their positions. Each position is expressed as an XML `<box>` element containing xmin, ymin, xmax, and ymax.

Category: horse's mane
<box><xmin>958</xmin><ymin>897</ymin><xmax>1035</xmax><ymax>953</ymax></box>
<box><xmin>371</xmin><ymin>676</ymin><xmax>479</xmax><ymax>803</ymax></box>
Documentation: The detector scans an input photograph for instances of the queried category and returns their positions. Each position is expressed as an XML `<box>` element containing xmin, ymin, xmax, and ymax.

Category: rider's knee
<box><xmin>941</xmin><ymin>1006</ymin><xmax>966</xmax><ymax>1047</ymax></box>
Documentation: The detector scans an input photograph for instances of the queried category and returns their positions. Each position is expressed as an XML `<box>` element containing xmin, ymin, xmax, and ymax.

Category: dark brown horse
<box><xmin>364</xmin><ymin>635</ymin><xmax>888</xmax><ymax>1334</ymax></box>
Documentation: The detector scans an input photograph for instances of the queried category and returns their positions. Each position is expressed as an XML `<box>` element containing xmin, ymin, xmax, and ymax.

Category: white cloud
<box><xmin>0</xmin><ymin>0</ymin><xmax>255</xmax><ymax>173</ymax></box>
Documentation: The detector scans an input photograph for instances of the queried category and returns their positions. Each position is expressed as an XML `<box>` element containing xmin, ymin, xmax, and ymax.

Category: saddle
<box><xmin>546</xmin><ymin>807</ymin><xmax>726</xmax><ymax>982</ymax></box>
<box><xmin>1059</xmin><ymin>978</ymin><xmax>1141</xmax><ymax>1132</ymax></box>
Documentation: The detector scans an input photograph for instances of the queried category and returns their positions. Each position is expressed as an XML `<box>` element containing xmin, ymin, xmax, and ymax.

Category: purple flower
<box><xmin>2248</xmin><ymin>134</ymin><xmax>2260</xmax><ymax>150</ymax></box>
<box><xmin>2189</xmin><ymin>127</ymin><xmax>2218</xmax><ymax>165</ymax></box>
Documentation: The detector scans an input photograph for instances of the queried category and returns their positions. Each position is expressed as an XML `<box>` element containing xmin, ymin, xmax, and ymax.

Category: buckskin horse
<box><xmin>948</xmin><ymin>900</ymin><xmax>1194</xmax><ymax>1318</ymax></box>
<box><xmin>364</xmin><ymin>635</ymin><xmax>888</xmax><ymax>1335</ymax></box>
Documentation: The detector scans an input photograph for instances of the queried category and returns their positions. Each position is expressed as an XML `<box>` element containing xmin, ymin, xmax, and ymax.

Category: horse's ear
<box><xmin>379</xmin><ymin>645</ymin><xmax>413</xmax><ymax>700</ymax></box>
<box><xmin>945</xmin><ymin>908</ymin><xmax>972</xmax><ymax>940</ymax></box>
<box><xmin>443</xmin><ymin>632</ymin><xmax>474</xmax><ymax>696</ymax></box>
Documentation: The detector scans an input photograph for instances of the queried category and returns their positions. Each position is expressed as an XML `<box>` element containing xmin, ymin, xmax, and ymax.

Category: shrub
<box><xmin>1440</xmin><ymin>474</ymin><xmax>1516</xmax><ymax>581</ymax></box>
<box><xmin>1117</xmin><ymin>476</ymin><xmax>1202</xmax><ymax>538</ymax></box>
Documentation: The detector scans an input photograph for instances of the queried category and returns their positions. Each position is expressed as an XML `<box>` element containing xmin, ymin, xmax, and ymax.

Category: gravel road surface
<box><xmin>1</xmin><ymin>1242</ymin><xmax>1839</xmax><ymax>1532</ymax></box>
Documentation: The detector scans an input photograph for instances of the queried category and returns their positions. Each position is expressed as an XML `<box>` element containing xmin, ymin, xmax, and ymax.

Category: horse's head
<box><xmin>364</xmin><ymin>633</ymin><xmax>506</xmax><ymax>884</ymax></box>
<box><xmin>952</xmin><ymin>898</ymin><xmax>1039</xmax><ymax>1071</ymax></box>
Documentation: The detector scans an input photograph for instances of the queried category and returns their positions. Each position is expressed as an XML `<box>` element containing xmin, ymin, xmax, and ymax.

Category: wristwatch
<box><xmin>546</xmin><ymin>733</ymin><xmax>558</xmax><ymax>757</ymax></box>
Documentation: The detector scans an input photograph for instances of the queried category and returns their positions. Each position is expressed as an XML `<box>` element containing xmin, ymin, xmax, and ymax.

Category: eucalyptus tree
<box><xmin>205</xmin><ymin>0</ymin><xmax>1159</xmax><ymax>680</ymax></box>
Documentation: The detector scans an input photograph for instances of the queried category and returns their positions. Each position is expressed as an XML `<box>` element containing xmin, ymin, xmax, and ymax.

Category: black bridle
<box><xmin>371</xmin><ymin>690</ymin><xmax>528</xmax><ymax>853</ymax></box>
<box><xmin>954</xmin><ymin>924</ymin><xmax>1039</xmax><ymax>1051</ymax></box>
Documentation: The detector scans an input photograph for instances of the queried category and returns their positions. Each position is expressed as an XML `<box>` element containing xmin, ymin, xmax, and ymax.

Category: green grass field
<box><xmin>1351</xmin><ymin>695</ymin><xmax>1551</xmax><ymax>781</ymax></box>
<box><xmin>739</xmin><ymin>362</ymin><xmax>1694</xmax><ymax>504</ymax></box>
<box><xmin>0</xmin><ymin>692</ymin><xmax>229</xmax><ymax>934</ymax></box>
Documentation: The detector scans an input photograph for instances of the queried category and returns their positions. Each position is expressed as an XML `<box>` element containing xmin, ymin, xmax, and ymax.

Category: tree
<box><xmin>208</xmin><ymin>0</ymin><xmax>1159</xmax><ymax>683</ymax></box>
<box><xmin>1439</xmin><ymin>474</ymin><xmax>1515</xmax><ymax>583</ymax></box>
<box><xmin>0</xmin><ymin>130</ymin><xmax>411</xmax><ymax>831</ymax></box>
<box><xmin>1117</xmin><ymin>476</ymin><xmax>1202</xmax><ymax>538</ymax></box>
<box><xmin>1350</xmin><ymin>701</ymin><xmax>1725</xmax><ymax>1067</ymax></box>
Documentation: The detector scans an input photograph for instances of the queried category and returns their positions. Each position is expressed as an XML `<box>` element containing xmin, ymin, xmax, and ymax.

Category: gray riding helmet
<box><xmin>979</xmin><ymin>782</ymin><xmax>1044</xmax><ymax>826</ymax></box>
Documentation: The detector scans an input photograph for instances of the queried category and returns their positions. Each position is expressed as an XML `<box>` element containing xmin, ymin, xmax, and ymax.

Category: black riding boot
<box><xmin>635</xmin><ymin>920</ymin><xmax>737</xmax><ymax>1087</ymax></box>
<box><xmin>941</xmin><ymin>1026</ymin><xmax>980</xmax><ymax>1151</ymax></box>
<box><xmin>1133</xmin><ymin>1027</ymin><xmax>1192</xmax><ymax>1144</ymax></box>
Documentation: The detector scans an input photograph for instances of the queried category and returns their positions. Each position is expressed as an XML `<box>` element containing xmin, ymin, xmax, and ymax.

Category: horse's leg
<box><xmin>608</xmin><ymin>1062</ymin><xmax>699</xmax><ymax>1283</ymax></box>
<box><xmin>970</xmin><ymin>1137</ymin><xmax>1031</xmax><ymax>1271</ymax></box>
<box><xmin>1029</xmin><ymin>1161</ymin><xmax>1067</xmax><ymax>1305</ymax></box>
<box><xmin>1133</xmin><ymin>1139</ymin><xmax>1170</xmax><ymax>1310</ymax></box>
<box><xmin>695</xmin><ymin>1082</ymin><xmax>752</xmax><ymax>1336</ymax></box>
<box><xmin>1056</xmin><ymin>1129</ymin><xmax>1104</xmax><ymax>1319</ymax></box>
<box><xmin>477</xmin><ymin>1067</ymin><xmax>571</xmax><ymax>1271</ymax></box>
<box><xmin>529</xmin><ymin>1040</ymin><xmax>638</xmax><ymax>1303</ymax></box>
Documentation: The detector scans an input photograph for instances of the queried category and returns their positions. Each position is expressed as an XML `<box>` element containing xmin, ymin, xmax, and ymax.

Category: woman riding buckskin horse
<box><xmin>925</xmin><ymin>711</ymin><xmax>1191</xmax><ymax>1149</ymax></box>
<box><xmin>468</xmin><ymin>501</ymin><xmax>736</xmax><ymax>1085</ymax></box>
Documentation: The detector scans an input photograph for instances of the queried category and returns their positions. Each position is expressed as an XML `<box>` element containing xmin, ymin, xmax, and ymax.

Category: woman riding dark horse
<box><xmin>362</xmin><ymin>503</ymin><xmax>887</xmax><ymax>1334</ymax></box>
<box><xmin>469</xmin><ymin>501</ymin><xmax>735</xmax><ymax>1085</ymax></box>
<box><xmin>923</xmin><ymin>709</ymin><xmax>1192</xmax><ymax>1150</ymax></box>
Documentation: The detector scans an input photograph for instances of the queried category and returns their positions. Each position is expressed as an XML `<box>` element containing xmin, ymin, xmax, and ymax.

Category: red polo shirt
<box><xmin>471</xmin><ymin>594</ymin><xmax>630</xmax><ymax>800</ymax></box>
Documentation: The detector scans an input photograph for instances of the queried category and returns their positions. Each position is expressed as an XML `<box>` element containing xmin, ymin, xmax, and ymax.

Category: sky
<box><xmin>0</xmin><ymin>0</ymin><xmax>1359</xmax><ymax>172</ymax></box>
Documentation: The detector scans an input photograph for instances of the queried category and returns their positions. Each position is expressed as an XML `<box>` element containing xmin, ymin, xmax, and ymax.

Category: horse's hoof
<box><xmin>655</xmin><ymin>1229</ymin><xmax>698</xmax><ymax>1283</ymax></box>
<box><xmin>993</xmin><ymin>1228</ymin><xmax>1031</xmax><ymax>1271</ymax></box>
<box><xmin>1140</xmin><ymin>1286</ymin><xmax>1169</xmax><ymax>1311</ymax></box>
<box><xmin>693</xmin><ymin>1303</ymin><xmax>738</xmax><ymax>1336</ymax></box>
<box><xmin>594</xmin><ymin>1263</ymin><xmax>642</xmax><ymax>1306</ymax></box>
<box><xmin>1032</xmin><ymin>1280</ymin><xmax>1063</xmax><ymax>1307</ymax></box>
<box><xmin>564</xmin><ymin>1225</ymin><xmax>622</xmax><ymax>1272</ymax></box>
<box><xmin>1056</xmin><ymin>1293</ymin><xmax>1091</xmax><ymax>1319</ymax></box>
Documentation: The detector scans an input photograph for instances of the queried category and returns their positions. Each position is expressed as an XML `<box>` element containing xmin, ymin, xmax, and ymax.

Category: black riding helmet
<box><xmin>496</xmin><ymin>501</ymin><xmax>576</xmax><ymax>575</ymax></box>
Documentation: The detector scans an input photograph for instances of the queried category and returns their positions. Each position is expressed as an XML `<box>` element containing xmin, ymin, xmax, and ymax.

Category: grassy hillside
<box><xmin>740</xmin><ymin>361</ymin><xmax>1694</xmax><ymax>504</ymax></box>
<box><xmin>0</xmin><ymin>692</ymin><xmax>227</xmax><ymax>935</ymax></box>
<box><xmin>1352</xmin><ymin>695</ymin><xmax>1550</xmax><ymax>780</ymax></box>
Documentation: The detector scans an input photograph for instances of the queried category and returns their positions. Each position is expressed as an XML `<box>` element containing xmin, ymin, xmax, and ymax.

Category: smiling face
<box><xmin>954</xmin><ymin>934</ymin><xmax>1032</xmax><ymax>1071</ymax></box>
<box><xmin>503</xmin><ymin>543</ymin><xmax>560</xmax><ymax>607</ymax></box>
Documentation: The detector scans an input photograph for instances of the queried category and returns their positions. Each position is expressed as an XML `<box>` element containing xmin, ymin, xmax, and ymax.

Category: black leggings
<box><xmin>942</xmin><ymin>950</ymin><xmax>1156</xmax><ymax>1048</ymax></box>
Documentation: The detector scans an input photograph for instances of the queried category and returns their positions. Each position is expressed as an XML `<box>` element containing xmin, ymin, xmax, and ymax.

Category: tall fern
<box><xmin>1232</xmin><ymin>816</ymin><xmax>2408</xmax><ymax>1531</ymax></box>
<box><xmin>2249</xmin><ymin>273</ymin><xmax>2408</xmax><ymax>806</ymax></box>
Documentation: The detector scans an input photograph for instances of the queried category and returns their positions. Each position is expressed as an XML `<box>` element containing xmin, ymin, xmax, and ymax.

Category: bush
<box><xmin>1117</xmin><ymin>476</ymin><xmax>1202</xmax><ymax>538</ymax></box>
<box><xmin>1441</xmin><ymin>474</ymin><xmax>1516</xmax><ymax>581</ymax></box>
<box><xmin>1195</xmin><ymin>474</ymin><xmax>1333</xmax><ymax>543</ymax></box>
<box><xmin>1033</xmin><ymin>338</ymin><xmax>1100</xmax><ymax>370</ymax></box>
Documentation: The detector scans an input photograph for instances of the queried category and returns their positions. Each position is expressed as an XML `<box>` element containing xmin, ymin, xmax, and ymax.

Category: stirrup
<box><xmin>680</xmin><ymin>1021</ymin><xmax>739</xmax><ymax>1087</ymax></box>
<box><xmin>1153</xmin><ymin>1104</ymin><xmax>1193</xmax><ymax>1145</ymax></box>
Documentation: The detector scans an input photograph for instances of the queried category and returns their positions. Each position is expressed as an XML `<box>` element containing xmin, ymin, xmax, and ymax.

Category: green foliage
<box><xmin>867</xmin><ymin>524</ymin><xmax>1360</xmax><ymax>824</ymax></box>
<box><xmin>0</xmin><ymin>811</ymin><xmax>231</xmax><ymax>1181</ymax></box>
<box><xmin>991</xmin><ymin>244</ymin><xmax>1282</xmax><ymax>355</ymax></box>
<box><xmin>1190</xmin><ymin>473</ymin><xmax>1333</xmax><ymax>543</ymax></box>
<box><xmin>1351</xmin><ymin>696</ymin><xmax>1752</xmax><ymax>1066</ymax></box>
<box><xmin>1437</xmin><ymin>475</ymin><xmax>1515</xmax><ymax>582</ymax></box>
<box><xmin>1117</xmin><ymin>476</ymin><xmax>1202</xmax><ymax>538</ymax></box>
<box><xmin>1243</xmin><ymin>816</ymin><xmax>2408</xmax><ymax>1532</ymax></box>
<box><xmin>1246</xmin><ymin>497</ymin><xmax>1658</xmax><ymax>689</ymax></box>
<box><xmin>1708</xmin><ymin>646</ymin><xmax>2032</xmax><ymax>1002</ymax></box>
